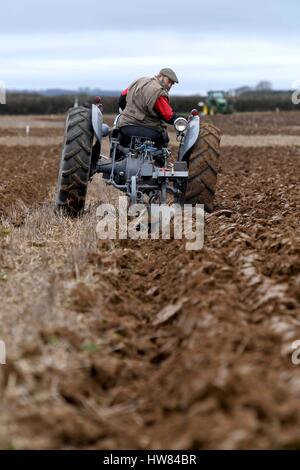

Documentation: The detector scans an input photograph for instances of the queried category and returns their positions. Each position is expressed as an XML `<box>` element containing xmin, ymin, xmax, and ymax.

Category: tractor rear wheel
<box><xmin>55</xmin><ymin>106</ymin><xmax>93</xmax><ymax>216</ymax></box>
<box><xmin>184</xmin><ymin>122</ymin><xmax>221</xmax><ymax>212</ymax></box>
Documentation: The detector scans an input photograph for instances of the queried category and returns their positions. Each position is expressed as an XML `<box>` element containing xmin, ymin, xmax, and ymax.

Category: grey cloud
<box><xmin>1</xmin><ymin>0</ymin><xmax>299</xmax><ymax>36</ymax></box>
<box><xmin>1</xmin><ymin>0</ymin><xmax>298</xmax><ymax>92</ymax></box>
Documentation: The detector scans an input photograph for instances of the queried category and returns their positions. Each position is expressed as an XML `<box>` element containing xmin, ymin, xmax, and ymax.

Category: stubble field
<box><xmin>0</xmin><ymin>111</ymin><xmax>299</xmax><ymax>449</ymax></box>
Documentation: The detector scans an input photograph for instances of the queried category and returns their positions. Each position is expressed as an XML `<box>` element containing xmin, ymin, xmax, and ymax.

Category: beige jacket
<box><xmin>118</xmin><ymin>76</ymin><xmax>169</xmax><ymax>130</ymax></box>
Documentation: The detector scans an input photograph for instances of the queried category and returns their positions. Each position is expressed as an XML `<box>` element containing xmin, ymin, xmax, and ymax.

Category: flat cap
<box><xmin>159</xmin><ymin>68</ymin><xmax>179</xmax><ymax>84</ymax></box>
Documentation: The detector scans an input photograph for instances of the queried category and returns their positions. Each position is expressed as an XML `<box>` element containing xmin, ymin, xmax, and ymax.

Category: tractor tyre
<box><xmin>55</xmin><ymin>106</ymin><xmax>93</xmax><ymax>216</ymax></box>
<box><xmin>184</xmin><ymin>122</ymin><xmax>221</xmax><ymax>213</ymax></box>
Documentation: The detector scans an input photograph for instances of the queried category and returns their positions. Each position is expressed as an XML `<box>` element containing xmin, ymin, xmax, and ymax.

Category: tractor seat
<box><xmin>120</xmin><ymin>125</ymin><xmax>161</xmax><ymax>140</ymax></box>
<box><xmin>119</xmin><ymin>125</ymin><xmax>168</xmax><ymax>148</ymax></box>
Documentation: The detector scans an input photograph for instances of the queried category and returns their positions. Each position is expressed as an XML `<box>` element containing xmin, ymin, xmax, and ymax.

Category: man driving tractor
<box><xmin>55</xmin><ymin>67</ymin><xmax>221</xmax><ymax>216</ymax></box>
<box><xmin>118</xmin><ymin>68</ymin><xmax>180</xmax><ymax>146</ymax></box>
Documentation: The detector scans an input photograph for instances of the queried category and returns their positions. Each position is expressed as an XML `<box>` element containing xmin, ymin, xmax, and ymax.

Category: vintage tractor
<box><xmin>55</xmin><ymin>100</ymin><xmax>221</xmax><ymax>215</ymax></box>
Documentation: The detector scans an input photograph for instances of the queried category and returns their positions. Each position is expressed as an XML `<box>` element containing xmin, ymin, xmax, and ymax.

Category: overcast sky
<box><xmin>0</xmin><ymin>0</ymin><xmax>299</xmax><ymax>94</ymax></box>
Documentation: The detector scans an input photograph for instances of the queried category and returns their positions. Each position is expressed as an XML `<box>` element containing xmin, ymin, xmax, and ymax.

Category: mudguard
<box><xmin>92</xmin><ymin>104</ymin><xmax>110</xmax><ymax>141</ymax></box>
<box><xmin>92</xmin><ymin>104</ymin><xmax>103</xmax><ymax>141</ymax></box>
<box><xmin>178</xmin><ymin>115</ymin><xmax>200</xmax><ymax>161</ymax></box>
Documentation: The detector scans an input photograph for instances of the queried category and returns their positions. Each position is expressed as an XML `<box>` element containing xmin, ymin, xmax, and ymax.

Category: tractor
<box><xmin>199</xmin><ymin>90</ymin><xmax>232</xmax><ymax>115</ymax></box>
<box><xmin>55</xmin><ymin>100</ymin><xmax>221</xmax><ymax>216</ymax></box>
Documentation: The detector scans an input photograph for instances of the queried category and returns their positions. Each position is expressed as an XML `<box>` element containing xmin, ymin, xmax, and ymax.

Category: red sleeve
<box><xmin>154</xmin><ymin>96</ymin><xmax>174</xmax><ymax>121</ymax></box>
<box><xmin>121</xmin><ymin>87</ymin><xmax>129</xmax><ymax>96</ymax></box>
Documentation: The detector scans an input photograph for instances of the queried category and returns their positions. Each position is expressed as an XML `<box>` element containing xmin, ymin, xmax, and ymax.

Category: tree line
<box><xmin>0</xmin><ymin>91</ymin><xmax>298</xmax><ymax>115</ymax></box>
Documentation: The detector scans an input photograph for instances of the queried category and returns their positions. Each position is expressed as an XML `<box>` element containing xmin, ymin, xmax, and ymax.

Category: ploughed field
<box><xmin>0</xmin><ymin>111</ymin><xmax>299</xmax><ymax>449</ymax></box>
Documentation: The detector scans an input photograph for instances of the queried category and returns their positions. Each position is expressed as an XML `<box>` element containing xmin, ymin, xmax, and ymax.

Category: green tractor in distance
<box><xmin>198</xmin><ymin>90</ymin><xmax>233</xmax><ymax>115</ymax></box>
